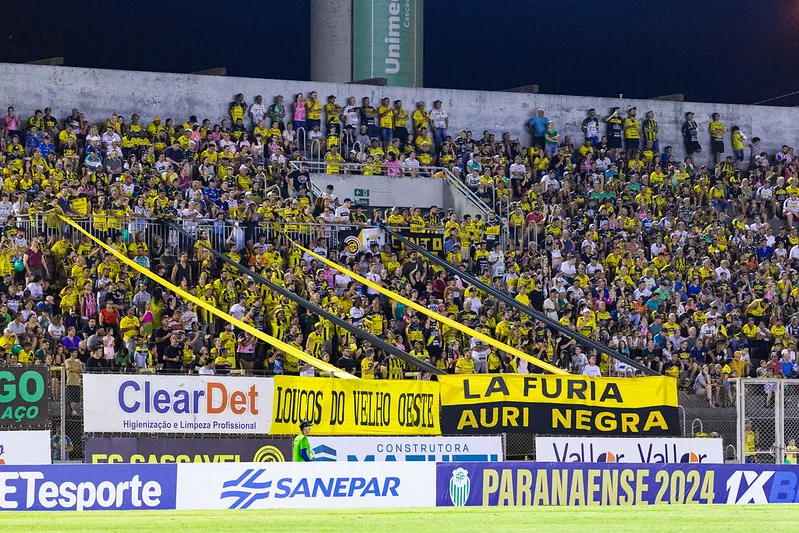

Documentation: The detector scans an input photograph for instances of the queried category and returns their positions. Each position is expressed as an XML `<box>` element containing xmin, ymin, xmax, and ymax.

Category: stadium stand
<box><xmin>1</xmin><ymin>85</ymin><xmax>796</xmax><ymax>411</ymax></box>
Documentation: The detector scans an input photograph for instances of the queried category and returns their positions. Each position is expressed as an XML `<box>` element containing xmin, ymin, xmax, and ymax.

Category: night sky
<box><xmin>2</xmin><ymin>0</ymin><xmax>798</xmax><ymax>105</ymax></box>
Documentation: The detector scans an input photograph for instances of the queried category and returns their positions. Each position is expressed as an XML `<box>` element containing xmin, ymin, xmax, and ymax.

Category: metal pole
<box><xmin>736</xmin><ymin>378</ymin><xmax>745</xmax><ymax>464</ymax></box>
<box><xmin>776</xmin><ymin>383</ymin><xmax>785</xmax><ymax>464</ymax></box>
<box><xmin>383</xmin><ymin>226</ymin><xmax>657</xmax><ymax>375</ymax></box>
<box><xmin>60</xmin><ymin>366</ymin><xmax>66</xmax><ymax>462</ymax></box>
<box><xmin>166</xmin><ymin>221</ymin><xmax>443</xmax><ymax>376</ymax></box>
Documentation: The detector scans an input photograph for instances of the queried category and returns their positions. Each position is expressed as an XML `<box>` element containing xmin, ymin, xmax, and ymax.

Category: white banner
<box><xmin>535</xmin><ymin>437</ymin><xmax>724</xmax><ymax>464</ymax></box>
<box><xmin>176</xmin><ymin>462</ymin><xmax>435</xmax><ymax>509</ymax></box>
<box><xmin>0</xmin><ymin>430</ymin><xmax>51</xmax><ymax>464</ymax></box>
<box><xmin>83</xmin><ymin>375</ymin><xmax>273</xmax><ymax>434</ymax></box>
<box><xmin>312</xmin><ymin>436</ymin><xmax>503</xmax><ymax>462</ymax></box>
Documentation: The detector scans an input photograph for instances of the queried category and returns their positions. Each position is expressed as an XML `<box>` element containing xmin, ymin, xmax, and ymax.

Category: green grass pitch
<box><xmin>3</xmin><ymin>506</ymin><xmax>798</xmax><ymax>532</ymax></box>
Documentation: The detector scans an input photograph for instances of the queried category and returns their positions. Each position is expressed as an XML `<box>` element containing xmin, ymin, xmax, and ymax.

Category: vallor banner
<box><xmin>270</xmin><ymin>376</ymin><xmax>440</xmax><ymax>436</ymax></box>
<box><xmin>438</xmin><ymin>375</ymin><xmax>679</xmax><ymax>436</ymax></box>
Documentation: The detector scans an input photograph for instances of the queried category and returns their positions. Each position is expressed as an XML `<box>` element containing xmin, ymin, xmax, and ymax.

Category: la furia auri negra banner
<box><xmin>438</xmin><ymin>375</ymin><xmax>679</xmax><ymax>436</ymax></box>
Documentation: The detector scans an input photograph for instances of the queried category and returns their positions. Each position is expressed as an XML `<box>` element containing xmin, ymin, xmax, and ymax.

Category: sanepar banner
<box><xmin>437</xmin><ymin>463</ymin><xmax>799</xmax><ymax>506</ymax></box>
<box><xmin>438</xmin><ymin>375</ymin><xmax>679</xmax><ymax>436</ymax></box>
<box><xmin>271</xmin><ymin>376</ymin><xmax>440</xmax><ymax>436</ymax></box>
<box><xmin>83</xmin><ymin>375</ymin><xmax>273</xmax><ymax>434</ymax></box>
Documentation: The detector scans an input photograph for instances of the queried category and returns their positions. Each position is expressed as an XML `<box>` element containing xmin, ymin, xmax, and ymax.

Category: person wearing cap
<box><xmin>293</xmin><ymin>420</ymin><xmax>314</xmax><ymax>462</ymax></box>
<box><xmin>682</xmin><ymin>111</ymin><xmax>701</xmax><ymax>157</ymax></box>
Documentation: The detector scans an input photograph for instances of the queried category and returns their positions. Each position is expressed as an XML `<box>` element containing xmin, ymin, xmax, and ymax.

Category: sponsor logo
<box><xmin>448</xmin><ymin>468</ymin><xmax>470</xmax><ymax>507</ymax></box>
<box><xmin>0</xmin><ymin>369</ymin><xmax>48</xmax><ymax>427</ymax></box>
<box><xmin>550</xmin><ymin>442</ymin><xmax>709</xmax><ymax>463</ymax></box>
<box><xmin>86</xmin><ymin>438</ymin><xmax>291</xmax><ymax>464</ymax></box>
<box><xmin>310</xmin><ymin>437</ymin><xmax>502</xmax><ymax>462</ymax></box>
<box><xmin>219</xmin><ymin>468</ymin><xmax>401</xmax><ymax>510</ymax></box>
<box><xmin>0</xmin><ymin>470</ymin><xmax>169</xmax><ymax>511</ymax></box>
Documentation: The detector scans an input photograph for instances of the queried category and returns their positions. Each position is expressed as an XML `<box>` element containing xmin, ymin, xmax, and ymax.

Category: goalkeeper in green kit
<box><xmin>293</xmin><ymin>420</ymin><xmax>314</xmax><ymax>462</ymax></box>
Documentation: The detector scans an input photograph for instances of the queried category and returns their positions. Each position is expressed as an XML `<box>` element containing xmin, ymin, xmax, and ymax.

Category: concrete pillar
<box><xmin>310</xmin><ymin>0</ymin><xmax>353</xmax><ymax>83</ymax></box>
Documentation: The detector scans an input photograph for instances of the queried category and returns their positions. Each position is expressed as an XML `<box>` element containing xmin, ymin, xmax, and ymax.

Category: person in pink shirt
<box><xmin>3</xmin><ymin>106</ymin><xmax>21</xmax><ymax>140</ymax></box>
<box><xmin>292</xmin><ymin>93</ymin><xmax>306</xmax><ymax>146</ymax></box>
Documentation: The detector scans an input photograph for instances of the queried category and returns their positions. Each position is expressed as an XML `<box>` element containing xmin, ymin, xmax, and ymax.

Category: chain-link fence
<box><xmin>735</xmin><ymin>378</ymin><xmax>799</xmax><ymax>464</ymax></box>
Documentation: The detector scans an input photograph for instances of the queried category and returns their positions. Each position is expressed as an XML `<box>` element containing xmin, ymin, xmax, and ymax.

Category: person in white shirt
<box><xmin>714</xmin><ymin>260</ymin><xmax>732</xmax><ymax>281</ymax></box>
<box><xmin>582</xmin><ymin>355</ymin><xmax>603</xmax><ymax>377</ymax></box>
<box><xmin>249</xmin><ymin>95</ymin><xmax>267</xmax><ymax>127</ymax></box>
<box><xmin>334</xmin><ymin>198</ymin><xmax>352</xmax><ymax>223</ymax></box>
<box><xmin>349</xmin><ymin>297</ymin><xmax>365</xmax><ymax>326</ymax></box>
<box><xmin>559</xmin><ymin>256</ymin><xmax>577</xmax><ymax>278</ymax></box>
<box><xmin>784</xmin><ymin>193</ymin><xmax>799</xmax><ymax>226</ymax></box>
<box><xmin>429</xmin><ymin>100</ymin><xmax>449</xmax><ymax>149</ymax></box>
<box><xmin>101</xmin><ymin>126</ymin><xmax>121</xmax><ymax>150</ymax></box>
<box><xmin>365</xmin><ymin>264</ymin><xmax>382</xmax><ymax>297</ymax></box>
<box><xmin>342</xmin><ymin>97</ymin><xmax>360</xmax><ymax>131</ymax></box>
<box><xmin>229</xmin><ymin>296</ymin><xmax>248</xmax><ymax>320</ymax></box>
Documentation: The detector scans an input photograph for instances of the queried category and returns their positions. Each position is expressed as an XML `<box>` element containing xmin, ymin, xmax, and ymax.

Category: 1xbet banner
<box><xmin>437</xmin><ymin>462</ymin><xmax>799</xmax><ymax>506</ymax></box>
<box><xmin>438</xmin><ymin>375</ymin><xmax>679</xmax><ymax>436</ymax></box>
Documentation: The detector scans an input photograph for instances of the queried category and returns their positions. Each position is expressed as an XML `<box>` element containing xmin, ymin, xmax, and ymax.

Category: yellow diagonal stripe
<box><xmin>284</xmin><ymin>233</ymin><xmax>567</xmax><ymax>375</ymax></box>
<box><xmin>59</xmin><ymin>216</ymin><xmax>356</xmax><ymax>379</ymax></box>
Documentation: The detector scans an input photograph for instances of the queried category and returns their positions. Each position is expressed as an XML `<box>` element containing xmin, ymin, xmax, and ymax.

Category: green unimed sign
<box><xmin>353</xmin><ymin>0</ymin><xmax>424</xmax><ymax>87</ymax></box>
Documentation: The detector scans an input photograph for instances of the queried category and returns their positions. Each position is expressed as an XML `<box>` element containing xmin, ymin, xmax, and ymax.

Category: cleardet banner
<box><xmin>535</xmin><ymin>437</ymin><xmax>724</xmax><ymax>464</ymax></box>
<box><xmin>0</xmin><ymin>431</ymin><xmax>51</xmax><ymax>465</ymax></box>
<box><xmin>0</xmin><ymin>367</ymin><xmax>50</xmax><ymax>428</ymax></box>
<box><xmin>271</xmin><ymin>376</ymin><xmax>440</xmax><ymax>436</ymax></box>
<box><xmin>437</xmin><ymin>463</ymin><xmax>799</xmax><ymax>506</ymax></box>
<box><xmin>438</xmin><ymin>375</ymin><xmax>679</xmax><ymax>436</ymax></box>
<box><xmin>85</xmin><ymin>437</ymin><xmax>293</xmax><ymax>464</ymax></box>
<box><xmin>83</xmin><ymin>375</ymin><xmax>273</xmax><ymax>434</ymax></box>
<box><xmin>312</xmin><ymin>436</ymin><xmax>502</xmax><ymax>462</ymax></box>
<box><xmin>176</xmin><ymin>462</ymin><xmax>435</xmax><ymax>509</ymax></box>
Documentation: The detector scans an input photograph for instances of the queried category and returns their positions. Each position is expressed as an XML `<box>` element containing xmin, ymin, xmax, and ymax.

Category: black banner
<box><xmin>84</xmin><ymin>437</ymin><xmax>293</xmax><ymax>463</ymax></box>
<box><xmin>440</xmin><ymin>403</ymin><xmax>680</xmax><ymax>436</ymax></box>
<box><xmin>390</xmin><ymin>229</ymin><xmax>445</xmax><ymax>257</ymax></box>
<box><xmin>0</xmin><ymin>367</ymin><xmax>50</xmax><ymax>428</ymax></box>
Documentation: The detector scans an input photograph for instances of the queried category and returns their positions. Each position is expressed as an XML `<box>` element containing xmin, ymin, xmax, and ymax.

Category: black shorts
<box><xmin>712</xmin><ymin>139</ymin><xmax>724</xmax><ymax>154</ymax></box>
<box><xmin>625</xmin><ymin>138</ymin><xmax>639</xmax><ymax>151</ymax></box>
<box><xmin>608</xmin><ymin>136</ymin><xmax>622</xmax><ymax>149</ymax></box>
<box><xmin>238</xmin><ymin>351</ymin><xmax>256</xmax><ymax>363</ymax></box>
<box><xmin>66</xmin><ymin>385</ymin><xmax>81</xmax><ymax>404</ymax></box>
<box><xmin>686</xmin><ymin>140</ymin><xmax>702</xmax><ymax>153</ymax></box>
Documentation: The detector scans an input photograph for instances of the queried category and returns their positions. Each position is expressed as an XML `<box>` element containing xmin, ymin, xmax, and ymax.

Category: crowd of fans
<box><xmin>1</xmin><ymin>89</ymin><xmax>797</xmax><ymax>411</ymax></box>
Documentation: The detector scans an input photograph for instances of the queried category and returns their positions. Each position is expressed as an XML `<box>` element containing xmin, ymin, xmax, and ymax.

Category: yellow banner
<box><xmin>271</xmin><ymin>376</ymin><xmax>441</xmax><ymax>435</ymax></box>
<box><xmin>438</xmin><ymin>375</ymin><xmax>679</xmax><ymax>436</ymax></box>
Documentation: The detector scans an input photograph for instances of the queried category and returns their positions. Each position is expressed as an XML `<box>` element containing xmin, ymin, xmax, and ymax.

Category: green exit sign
<box><xmin>354</xmin><ymin>188</ymin><xmax>370</xmax><ymax>197</ymax></box>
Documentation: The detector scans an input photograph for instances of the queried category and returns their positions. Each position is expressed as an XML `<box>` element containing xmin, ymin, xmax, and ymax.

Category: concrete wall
<box><xmin>310</xmin><ymin>0</ymin><xmax>352</xmax><ymax>83</ymax></box>
<box><xmin>0</xmin><ymin>62</ymin><xmax>793</xmax><ymax>167</ymax></box>
<box><xmin>314</xmin><ymin>173</ymin><xmax>443</xmax><ymax>208</ymax></box>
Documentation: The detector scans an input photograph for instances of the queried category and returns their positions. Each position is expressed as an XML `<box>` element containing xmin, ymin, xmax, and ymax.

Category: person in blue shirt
<box><xmin>756</xmin><ymin>239</ymin><xmax>773</xmax><ymax>259</ymax></box>
<box><xmin>780</xmin><ymin>352</ymin><xmax>796</xmax><ymax>378</ymax></box>
<box><xmin>645</xmin><ymin>293</ymin><xmax>662</xmax><ymax>313</ymax></box>
<box><xmin>528</xmin><ymin>109</ymin><xmax>549</xmax><ymax>149</ymax></box>
<box><xmin>691</xmin><ymin>339</ymin><xmax>709</xmax><ymax>364</ymax></box>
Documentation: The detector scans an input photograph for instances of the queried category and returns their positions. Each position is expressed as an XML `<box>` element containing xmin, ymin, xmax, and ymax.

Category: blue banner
<box><xmin>0</xmin><ymin>464</ymin><xmax>177</xmax><ymax>511</ymax></box>
<box><xmin>437</xmin><ymin>462</ymin><xmax>799</xmax><ymax>506</ymax></box>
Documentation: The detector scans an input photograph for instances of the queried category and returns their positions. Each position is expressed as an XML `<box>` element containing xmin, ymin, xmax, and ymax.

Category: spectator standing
<box><xmin>528</xmin><ymin>109</ymin><xmax>548</xmax><ymax>150</ymax></box>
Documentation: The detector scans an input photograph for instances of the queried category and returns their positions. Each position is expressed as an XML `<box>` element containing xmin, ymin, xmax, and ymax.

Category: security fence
<box><xmin>735</xmin><ymin>378</ymin><xmax>799</xmax><ymax>464</ymax></box>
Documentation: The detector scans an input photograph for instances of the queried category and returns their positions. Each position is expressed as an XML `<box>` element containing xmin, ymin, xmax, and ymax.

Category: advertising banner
<box><xmin>535</xmin><ymin>437</ymin><xmax>724</xmax><ymax>464</ymax></box>
<box><xmin>85</xmin><ymin>437</ymin><xmax>293</xmax><ymax>464</ymax></box>
<box><xmin>388</xmin><ymin>229</ymin><xmax>445</xmax><ymax>257</ymax></box>
<box><xmin>83</xmin><ymin>374</ymin><xmax>273</xmax><ymax>434</ymax></box>
<box><xmin>271</xmin><ymin>376</ymin><xmax>440</xmax><ymax>436</ymax></box>
<box><xmin>437</xmin><ymin>462</ymin><xmax>799</xmax><ymax>506</ymax></box>
<box><xmin>352</xmin><ymin>0</ymin><xmax>424</xmax><ymax>87</ymax></box>
<box><xmin>438</xmin><ymin>375</ymin><xmax>679</xmax><ymax>436</ymax></box>
<box><xmin>0</xmin><ymin>430</ymin><xmax>51</xmax><ymax>465</ymax></box>
<box><xmin>176</xmin><ymin>462</ymin><xmax>435</xmax><ymax>509</ymax></box>
<box><xmin>312</xmin><ymin>436</ymin><xmax>503</xmax><ymax>462</ymax></box>
<box><xmin>0</xmin><ymin>367</ymin><xmax>50</xmax><ymax>428</ymax></box>
<box><xmin>0</xmin><ymin>464</ymin><xmax>177</xmax><ymax>511</ymax></box>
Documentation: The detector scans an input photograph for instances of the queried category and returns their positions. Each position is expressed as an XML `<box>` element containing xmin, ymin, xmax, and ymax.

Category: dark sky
<box><xmin>2</xmin><ymin>0</ymin><xmax>798</xmax><ymax>105</ymax></box>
